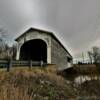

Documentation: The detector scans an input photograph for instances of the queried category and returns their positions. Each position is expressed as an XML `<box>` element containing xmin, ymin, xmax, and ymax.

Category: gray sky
<box><xmin>0</xmin><ymin>0</ymin><xmax>100</xmax><ymax>59</ymax></box>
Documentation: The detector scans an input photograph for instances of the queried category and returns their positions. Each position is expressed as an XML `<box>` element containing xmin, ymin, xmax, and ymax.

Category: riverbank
<box><xmin>58</xmin><ymin>65</ymin><xmax>100</xmax><ymax>99</ymax></box>
<box><xmin>0</xmin><ymin>66</ymin><xmax>100</xmax><ymax>100</ymax></box>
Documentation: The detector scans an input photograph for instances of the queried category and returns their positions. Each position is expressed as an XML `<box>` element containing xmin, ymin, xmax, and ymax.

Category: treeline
<box><xmin>0</xmin><ymin>42</ymin><xmax>17</xmax><ymax>60</ymax></box>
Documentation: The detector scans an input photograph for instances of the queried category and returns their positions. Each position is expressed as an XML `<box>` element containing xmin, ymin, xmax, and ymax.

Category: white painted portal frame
<box><xmin>16</xmin><ymin>31</ymin><xmax>51</xmax><ymax>64</ymax></box>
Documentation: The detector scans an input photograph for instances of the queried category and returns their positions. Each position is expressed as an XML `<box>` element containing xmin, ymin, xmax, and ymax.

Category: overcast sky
<box><xmin>0</xmin><ymin>0</ymin><xmax>100</xmax><ymax>59</ymax></box>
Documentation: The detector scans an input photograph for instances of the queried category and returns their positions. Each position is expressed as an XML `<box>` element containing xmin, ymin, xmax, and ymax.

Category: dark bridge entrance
<box><xmin>20</xmin><ymin>39</ymin><xmax>47</xmax><ymax>63</ymax></box>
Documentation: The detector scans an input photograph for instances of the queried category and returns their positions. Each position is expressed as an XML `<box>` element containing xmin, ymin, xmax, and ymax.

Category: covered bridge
<box><xmin>15</xmin><ymin>27</ymin><xmax>73</xmax><ymax>70</ymax></box>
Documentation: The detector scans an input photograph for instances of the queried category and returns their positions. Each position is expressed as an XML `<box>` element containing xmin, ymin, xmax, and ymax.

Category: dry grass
<box><xmin>0</xmin><ymin>66</ymin><xmax>76</xmax><ymax>100</ymax></box>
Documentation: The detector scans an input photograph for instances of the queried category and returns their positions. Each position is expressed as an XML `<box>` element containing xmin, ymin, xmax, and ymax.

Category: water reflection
<box><xmin>65</xmin><ymin>74</ymin><xmax>100</xmax><ymax>84</ymax></box>
<box><xmin>75</xmin><ymin>75</ymin><xmax>99</xmax><ymax>84</ymax></box>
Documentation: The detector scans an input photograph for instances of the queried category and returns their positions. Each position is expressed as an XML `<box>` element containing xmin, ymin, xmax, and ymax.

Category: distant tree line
<box><xmin>0</xmin><ymin>43</ymin><xmax>17</xmax><ymax>60</ymax></box>
<box><xmin>75</xmin><ymin>46</ymin><xmax>100</xmax><ymax>65</ymax></box>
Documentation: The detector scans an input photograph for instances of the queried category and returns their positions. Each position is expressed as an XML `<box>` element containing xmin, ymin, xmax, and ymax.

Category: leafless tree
<box><xmin>9</xmin><ymin>44</ymin><xmax>17</xmax><ymax>60</ymax></box>
<box><xmin>88</xmin><ymin>46</ymin><xmax>100</xmax><ymax>64</ymax></box>
<box><xmin>0</xmin><ymin>26</ymin><xmax>17</xmax><ymax>60</ymax></box>
<box><xmin>88</xmin><ymin>51</ymin><xmax>93</xmax><ymax>64</ymax></box>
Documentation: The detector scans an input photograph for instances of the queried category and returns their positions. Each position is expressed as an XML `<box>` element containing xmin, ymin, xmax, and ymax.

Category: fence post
<box><xmin>40</xmin><ymin>60</ymin><xmax>43</xmax><ymax>67</ymax></box>
<box><xmin>7</xmin><ymin>59</ymin><xmax>12</xmax><ymax>72</ymax></box>
<box><xmin>29</xmin><ymin>60</ymin><xmax>32</xmax><ymax>69</ymax></box>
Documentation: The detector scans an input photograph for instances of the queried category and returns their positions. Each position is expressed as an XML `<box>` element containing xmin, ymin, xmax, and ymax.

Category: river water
<box><xmin>65</xmin><ymin>74</ymin><xmax>100</xmax><ymax>85</ymax></box>
<box><xmin>74</xmin><ymin>75</ymin><xmax>100</xmax><ymax>84</ymax></box>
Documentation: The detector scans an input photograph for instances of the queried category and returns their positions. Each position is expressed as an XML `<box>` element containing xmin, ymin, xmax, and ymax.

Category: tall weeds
<box><xmin>0</xmin><ymin>67</ymin><xmax>76</xmax><ymax>100</ymax></box>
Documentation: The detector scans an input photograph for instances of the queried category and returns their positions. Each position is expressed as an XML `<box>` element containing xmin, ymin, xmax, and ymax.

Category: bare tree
<box><xmin>88</xmin><ymin>46</ymin><xmax>100</xmax><ymax>64</ymax></box>
<box><xmin>93</xmin><ymin>47</ymin><xmax>100</xmax><ymax>64</ymax></box>
<box><xmin>0</xmin><ymin>27</ymin><xmax>12</xmax><ymax>60</ymax></box>
<box><xmin>88</xmin><ymin>51</ymin><xmax>93</xmax><ymax>64</ymax></box>
<box><xmin>9</xmin><ymin>44</ymin><xmax>17</xmax><ymax>60</ymax></box>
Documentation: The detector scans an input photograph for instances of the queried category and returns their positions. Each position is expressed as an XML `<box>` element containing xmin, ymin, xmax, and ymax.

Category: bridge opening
<box><xmin>20</xmin><ymin>39</ymin><xmax>47</xmax><ymax>63</ymax></box>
